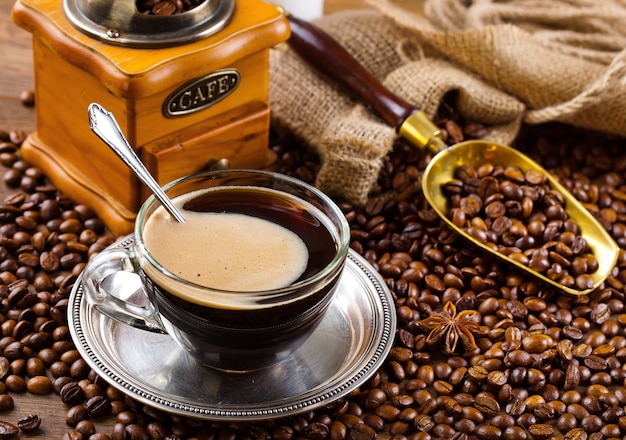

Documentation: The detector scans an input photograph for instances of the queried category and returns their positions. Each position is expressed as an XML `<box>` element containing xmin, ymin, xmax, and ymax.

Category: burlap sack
<box><xmin>270</xmin><ymin>1</ymin><xmax>626</xmax><ymax>205</ymax></box>
<box><xmin>270</xmin><ymin>10</ymin><xmax>523</xmax><ymax>205</ymax></box>
<box><xmin>368</xmin><ymin>0</ymin><xmax>626</xmax><ymax>133</ymax></box>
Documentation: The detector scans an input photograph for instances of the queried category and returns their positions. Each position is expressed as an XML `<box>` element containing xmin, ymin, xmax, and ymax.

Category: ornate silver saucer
<box><xmin>68</xmin><ymin>237</ymin><xmax>396</xmax><ymax>421</ymax></box>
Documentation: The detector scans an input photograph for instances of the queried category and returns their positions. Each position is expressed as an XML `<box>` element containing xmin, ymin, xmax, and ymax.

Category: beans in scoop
<box><xmin>442</xmin><ymin>162</ymin><xmax>598</xmax><ymax>291</ymax></box>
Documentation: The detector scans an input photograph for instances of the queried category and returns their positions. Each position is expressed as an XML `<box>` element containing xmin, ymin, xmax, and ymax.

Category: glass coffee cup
<box><xmin>81</xmin><ymin>169</ymin><xmax>350</xmax><ymax>372</ymax></box>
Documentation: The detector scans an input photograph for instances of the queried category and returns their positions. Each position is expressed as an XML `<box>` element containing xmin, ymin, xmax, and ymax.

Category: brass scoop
<box><xmin>285</xmin><ymin>14</ymin><xmax>619</xmax><ymax>296</ymax></box>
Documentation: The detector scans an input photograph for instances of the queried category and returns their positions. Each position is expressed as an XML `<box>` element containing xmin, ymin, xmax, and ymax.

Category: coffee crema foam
<box><xmin>143</xmin><ymin>190</ymin><xmax>309</xmax><ymax>292</ymax></box>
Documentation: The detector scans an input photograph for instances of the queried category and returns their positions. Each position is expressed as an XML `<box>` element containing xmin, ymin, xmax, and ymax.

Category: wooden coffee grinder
<box><xmin>12</xmin><ymin>0</ymin><xmax>290</xmax><ymax>235</ymax></box>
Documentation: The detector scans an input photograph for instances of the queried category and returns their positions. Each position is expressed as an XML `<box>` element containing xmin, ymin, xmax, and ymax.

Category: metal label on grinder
<box><xmin>163</xmin><ymin>69</ymin><xmax>240</xmax><ymax>118</ymax></box>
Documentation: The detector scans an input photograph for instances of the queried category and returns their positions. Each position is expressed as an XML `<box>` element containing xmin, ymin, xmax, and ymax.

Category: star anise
<box><xmin>418</xmin><ymin>302</ymin><xmax>484</xmax><ymax>354</ymax></box>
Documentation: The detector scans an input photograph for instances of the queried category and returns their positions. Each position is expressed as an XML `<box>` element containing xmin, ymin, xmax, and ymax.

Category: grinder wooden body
<box><xmin>12</xmin><ymin>0</ymin><xmax>290</xmax><ymax>235</ymax></box>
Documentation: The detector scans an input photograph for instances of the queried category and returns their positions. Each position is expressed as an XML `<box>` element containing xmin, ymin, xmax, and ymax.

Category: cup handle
<box><xmin>81</xmin><ymin>247</ymin><xmax>167</xmax><ymax>334</ymax></box>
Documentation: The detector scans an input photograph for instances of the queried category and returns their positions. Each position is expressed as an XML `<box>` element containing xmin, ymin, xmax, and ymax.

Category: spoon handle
<box><xmin>88</xmin><ymin>103</ymin><xmax>186</xmax><ymax>223</ymax></box>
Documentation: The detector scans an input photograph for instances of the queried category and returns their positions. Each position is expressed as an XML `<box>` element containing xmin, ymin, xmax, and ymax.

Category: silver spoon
<box><xmin>87</xmin><ymin>103</ymin><xmax>186</xmax><ymax>223</ymax></box>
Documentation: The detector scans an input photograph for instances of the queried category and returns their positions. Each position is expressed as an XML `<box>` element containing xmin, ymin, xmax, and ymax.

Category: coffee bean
<box><xmin>8</xmin><ymin>131</ymin><xmax>26</xmax><ymax>145</ymax></box>
<box><xmin>124</xmin><ymin>423</ymin><xmax>149</xmax><ymax>440</ymax></box>
<box><xmin>347</xmin><ymin>423</ymin><xmax>375</xmax><ymax>440</ymax></box>
<box><xmin>374</xmin><ymin>404</ymin><xmax>399</xmax><ymax>423</ymax></box>
<box><xmin>73</xmin><ymin>420</ymin><xmax>95</xmax><ymax>438</ymax></box>
<box><xmin>0</xmin><ymin>396</ymin><xmax>13</xmax><ymax>413</ymax></box>
<box><xmin>86</xmin><ymin>395</ymin><xmax>111</xmax><ymax>417</ymax></box>
<box><xmin>137</xmin><ymin>0</ymin><xmax>203</xmax><ymax>14</ymax></box>
<box><xmin>474</xmin><ymin>395</ymin><xmax>500</xmax><ymax>416</ymax></box>
<box><xmin>4</xmin><ymin>374</ymin><xmax>26</xmax><ymax>392</ymax></box>
<box><xmin>66</xmin><ymin>405</ymin><xmax>89</xmax><ymax>426</ymax></box>
<box><xmin>17</xmin><ymin>414</ymin><xmax>41</xmax><ymax>432</ymax></box>
<box><xmin>39</xmin><ymin>251</ymin><xmax>60</xmax><ymax>271</ymax></box>
<box><xmin>445</xmin><ymin>120</ymin><xmax>464</xmax><ymax>144</ymax></box>
<box><xmin>363</xmin><ymin>388</ymin><xmax>386</xmax><ymax>410</ymax></box>
<box><xmin>26</xmin><ymin>375</ymin><xmax>52</xmax><ymax>394</ymax></box>
<box><xmin>304</xmin><ymin>422</ymin><xmax>330</xmax><ymax>439</ymax></box>
<box><xmin>70</xmin><ymin>359</ymin><xmax>90</xmax><ymax>379</ymax></box>
<box><xmin>0</xmin><ymin>421</ymin><xmax>19</xmax><ymax>437</ymax></box>
<box><xmin>19</xmin><ymin>90</ymin><xmax>35</xmax><ymax>107</ymax></box>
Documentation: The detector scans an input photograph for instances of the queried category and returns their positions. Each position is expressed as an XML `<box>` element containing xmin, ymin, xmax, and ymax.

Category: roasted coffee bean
<box><xmin>0</xmin><ymin>358</ymin><xmax>8</xmax><ymax>381</ymax></box>
<box><xmin>145</xmin><ymin>422</ymin><xmax>168</xmax><ymax>439</ymax></box>
<box><xmin>475</xmin><ymin>424</ymin><xmax>501</xmax><ymax>439</ymax></box>
<box><xmin>0</xmin><ymin>396</ymin><xmax>13</xmax><ymax>413</ymax></box>
<box><xmin>152</xmin><ymin>0</ymin><xmax>178</xmax><ymax>14</ymax></box>
<box><xmin>26</xmin><ymin>375</ymin><xmax>52</xmax><ymax>394</ymax></box>
<box><xmin>66</xmin><ymin>405</ymin><xmax>89</xmax><ymax>426</ymax></box>
<box><xmin>474</xmin><ymin>395</ymin><xmax>500</xmax><ymax>416</ymax></box>
<box><xmin>527</xmin><ymin>423</ymin><xmax>554</xmax><ymax>439</ymax></box>
<box><xmin>17</xmin><ymin>414</ymin><xmax>41</xmax><ymax>432</ymax></box>
<box><xmin>70</xmin><ymin>359</ymin><xmax>90</xmax><ymax>379</ymax></box>
<box><xmin>374</xmin><ymin>404</ymin><xmax>400</xmax><ymax>422</ymax></box>
<box><xmin>0</xmin><ymin>421</ymin><xmax>19</xmax><ymax>437</ymax></box>
<box><xmin>74</xmin><ymin>420</ymin><xmax>95</xmax><ymax>437</ymax></box>
<box><xmin>4</xmin><ymin>374</ymin><xmax>26</xmax><ymax>393</ymax></box>
<box><xmin>137</xmin><ymin>0</ymin><xmax>203</xmax><ymax>14</ymax></box>
<box><xmin>86</xmin><ymin>395</ymin><xmax>111</xmax><ymax>417</ymax></box>
<box><xmin>19</xmin><ymin>90</ymin><xmax>35</xmax><ymax>107</ymax></box>
<box><xmin>347</xmin><ymin>422</ymin><xmax>376</xmax><ymax>440</ymax></box>
<box><xmin>124</xmin><ymin>424</ymin><xmax>149</xmax><ymax>440</ymax></box>
<box><xmin>39</xmin><ymin>251</ymin><xmax>60</xmax><ymax>271</ymax></box>
<box><xmin>88</xmin><ymin>434</ymin><xmax>111</xmax><ymax>440</ymax></box>
<box><xmin>304</xmin><ymin>422</ymin><xmax>330</xmax><ymax>439</ymax></box>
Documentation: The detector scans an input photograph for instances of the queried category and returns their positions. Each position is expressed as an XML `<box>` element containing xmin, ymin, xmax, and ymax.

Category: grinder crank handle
<box><xmin>285</xmin><ymin>14</ymin><xmax>443</xmax><ymax>151</ymax></box>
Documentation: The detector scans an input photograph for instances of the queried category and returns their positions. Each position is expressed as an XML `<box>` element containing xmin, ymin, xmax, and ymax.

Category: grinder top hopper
<box><xmin>64</xmin><ymin>0</ymin><xmax>235</xmax><ymax>47</ymax></box>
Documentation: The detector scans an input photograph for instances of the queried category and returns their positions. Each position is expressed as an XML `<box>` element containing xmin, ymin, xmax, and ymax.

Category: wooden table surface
<box><xmin>0</xmin><ymin>1</ymin><xmax>368</xmax><ymax>437</ymax></box>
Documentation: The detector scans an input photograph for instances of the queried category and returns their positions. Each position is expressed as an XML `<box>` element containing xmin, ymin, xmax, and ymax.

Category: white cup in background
<box><xmin>273</xmin><ymin>0</ymin><xmax>324</xmax><ymax>21</ymax></box>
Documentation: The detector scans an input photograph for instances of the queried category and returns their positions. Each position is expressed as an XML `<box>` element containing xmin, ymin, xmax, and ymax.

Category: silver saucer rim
<box><xmin>68</xmin><ymin>236</ymin><xmax>396</xmax><ymax>421</ymax></box>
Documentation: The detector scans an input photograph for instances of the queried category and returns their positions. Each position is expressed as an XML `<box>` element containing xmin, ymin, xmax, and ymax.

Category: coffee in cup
<box><xmin>81</xmin><ymin>170</ymin><xmax>350</xmax><ymax>371</ymax></box>
<box><xmin>142</xmin><ymin>185</ymin><xmax>336</xmax><ymax>292</ymax></box>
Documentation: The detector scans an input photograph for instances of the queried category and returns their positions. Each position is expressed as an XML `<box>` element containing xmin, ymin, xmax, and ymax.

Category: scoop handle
<box><xmin>286</xmin><ymin>14</ymin><xmax>416</xmax><ymax>129</ymax></box>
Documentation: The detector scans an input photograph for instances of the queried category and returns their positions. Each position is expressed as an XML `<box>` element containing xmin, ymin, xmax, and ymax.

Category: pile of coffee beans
<box><xmin>441</xmin><ymin>161</ymin><xmax>598</xmax><ymax>291</ymax></box>
<box><xmin>137</xmin><ymin>0</ymin><xmax>204</xmax><ymax>15</ymax></box>
<box><xmin>2</xmin><ymin>96</ymin><xmax>626</xmax><ymax>439</ymax></box>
